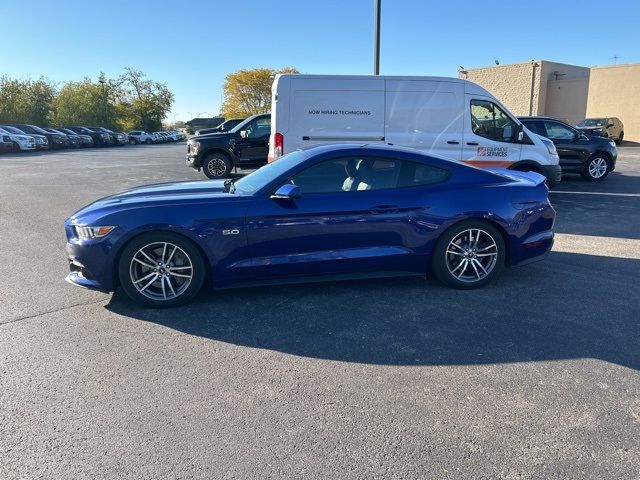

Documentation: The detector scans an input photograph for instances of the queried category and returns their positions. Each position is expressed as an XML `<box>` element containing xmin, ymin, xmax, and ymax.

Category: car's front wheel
<box><xmin>582</xmin><ymin>154</ymin><xmax>610</xmax><ymax>181</ymax></box>
<box><xmin>118</xmin><ymin>232</ymin><xmax>206</xmax><ymax>307</ymax></box>
<box><xmin>203</xmin><ymin>153</ymin><xmax>232</xmax><ymax>179</ymax></box>
<box><xmin>616</xmin><ymin>132</ymin><xmax>624</xmax><ymax>145</ymax></box>
<box><xmin>432</xmin><ymin>221</ymin><xmax>505</xmax><ymax>289</ymax></box>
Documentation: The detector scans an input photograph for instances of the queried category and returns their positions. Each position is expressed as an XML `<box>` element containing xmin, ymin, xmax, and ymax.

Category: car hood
<box><xmin>69</xmin><ymin>180</ymin><xmax>245</xmax><ymax>220</ymax></box>
<box><xmin>576</xmin><ymin>126</ymin><xmax>603</xmax><ymax>131</ymax></box>
<box><xmin>194</xmin><ymin>131</ymin><xmax>235</xmax><ymax>140</ymax></box>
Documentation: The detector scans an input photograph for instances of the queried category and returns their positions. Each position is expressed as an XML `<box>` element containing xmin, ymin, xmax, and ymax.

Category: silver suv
<box><xmin>576</xmin><ymin>117</ymin><xmax>624</xmax><ymax>145</ymax></box>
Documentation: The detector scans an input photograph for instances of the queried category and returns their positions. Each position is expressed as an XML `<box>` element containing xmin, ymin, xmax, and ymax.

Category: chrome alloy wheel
<box><xmin>588</xmin><ymin>157</ymin><xmax>608</xmax><ymax>179</ymax></box>
<box><xmin>445</xmin><ymin>229</ymin><xmax>498</xmax><ymax>283</ymax></box>
<box><xmin>129</xmin><ymin>242</ymin><xmax>193</xmax><ymax>301</ymax></box>
<box><xmin>206</xmin><ymin>157</ymin><xmax>227</xmax><ymax>177</ymax></box>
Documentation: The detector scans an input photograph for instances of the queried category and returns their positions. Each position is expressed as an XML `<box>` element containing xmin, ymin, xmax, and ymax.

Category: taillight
<box><xmin>274</xmin><ymin>132</ymin><xmax>283</xmax><ymax>159</ymax></box>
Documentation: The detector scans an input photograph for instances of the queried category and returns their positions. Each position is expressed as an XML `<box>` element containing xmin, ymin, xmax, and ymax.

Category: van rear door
<box><xmin>384</xmin><ymin>80</ymin><xmax>464</xmax><ymax>160</ymax></box>
<box><xmin>287</xmin><ymin>77</ymin><xmax>385</xmax><ymax>152</ymax></box>
<box><xmin>462</xmin><ymin>95</ymin><xmax>522</xmax><ymax>168</ymax></box>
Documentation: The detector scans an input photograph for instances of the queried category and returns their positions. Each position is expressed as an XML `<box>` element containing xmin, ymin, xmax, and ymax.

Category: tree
<box><xmin>52</xmin><ymin>74</ymin><xmax>117</xmax><ymax>129</ymax></box>
<box><xmin>117</xmin><ymin>68</ymin><xmax>174</xmax><ymax>132</ymax></box>
<box><xmin>221</xmin><ymin>67</ymin><xmax>299</xmax><ymax>118</ymax></box>
<box><xmin>0</xmin><ymin>76</ymin><xmax>56</xmax><ymax>125</ymax></box>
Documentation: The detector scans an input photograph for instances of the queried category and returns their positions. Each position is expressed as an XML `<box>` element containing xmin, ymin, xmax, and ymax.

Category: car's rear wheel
<box><xmin>118</xmin><ymin>232</ymin><xmax>206</xmax><ymax>307</ymax></box>
<box><xmin>432</xmin><ymin>221</ymin><xmax>505</xmax><ymax>289</ymax></box>
<box><xmin>203</xmin><ymin>153</ymin><xmax>232</xmax><ymax>179</ymax></box>
<box><xmin>582</xmin><ymin>154</ymin><xmax>610</xmax><ymax>181</ymax></box>
<box><xmin>145</xmin><ymin>138</ymin><xmax>152</xmax><ymax>144</ymax></box>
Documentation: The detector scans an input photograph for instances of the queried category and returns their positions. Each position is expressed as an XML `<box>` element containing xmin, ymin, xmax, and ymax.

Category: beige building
<box><xmin>459</xmin><ymin>60</ymin><xmax>640</xmax><ymax>142</ymax></box>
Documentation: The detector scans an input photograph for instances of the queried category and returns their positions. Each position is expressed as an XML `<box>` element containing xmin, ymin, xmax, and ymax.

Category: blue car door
<box><xmin>228</xmin><ymin>156</ymin><xmax>445</xmax><ymax>283</ymax></box>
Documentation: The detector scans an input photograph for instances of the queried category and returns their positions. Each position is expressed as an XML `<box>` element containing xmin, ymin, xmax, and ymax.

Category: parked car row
<box><xmin>128</xmin><ymin>130</ymin><xmax>185</xmax><ymax>144</ymax></box>
<box><xmin>0</xmin><ymin>123</ymin><xmax>185</xmax><ymax>153</ymax></box>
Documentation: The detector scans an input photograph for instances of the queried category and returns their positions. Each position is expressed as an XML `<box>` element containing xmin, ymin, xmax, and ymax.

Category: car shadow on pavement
<box><xmin>106</xmin><ymin>251</ymin><xmax>640</xmax><ymax>370</ymax></box>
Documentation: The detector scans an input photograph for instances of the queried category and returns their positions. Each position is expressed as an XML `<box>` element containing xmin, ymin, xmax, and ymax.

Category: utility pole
<box><xmin>98</xmin><ymin>79</ymin><xmax>107</xmax><ymax>125</ymax></box>
<box><xmin>373</xmin><ymin>0</ymin><xmax>381</xmax><ymax>75</ymax></box>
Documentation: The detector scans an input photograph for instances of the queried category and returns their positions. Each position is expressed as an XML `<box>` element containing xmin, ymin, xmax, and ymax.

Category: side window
<box><xmin>543</xmin><ymin>121</ymin><xmax>576</xmax><ymax>141</ymax></box>
<box><xmin>290</xmin><ymin>157</ymin><xmax>402</xmax><ymax>194</ymax></box>
<box><xmin>246</xmin><ymin>117</ymin><xmax>271</xmax><ymax>138</ymax></box>
<box><xmin>523</xmin><ymin>121</ymin><xmax>547</xmax><ymax>137</ymax></box>
<box><xmin>470</xmin><ymin>100</ymin><xmax>518</xmax><ymax>143</ymax></box>
<box><xmin>397</xmin><ymin>161</ymin><xmax>449</xmax><ymax>187</ymax></box>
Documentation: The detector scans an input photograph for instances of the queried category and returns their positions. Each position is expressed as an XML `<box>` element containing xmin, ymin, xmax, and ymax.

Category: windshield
<box><xmin>578</xmin><ymin>118</ymin><xmax>606</xmax><ymax>127</ymax></box>
<box><xmin>2</xmin><ymin>126</ymin><xmax>25</xmax><ymax>134</ymax></box>
<box><xmin>233</xmin><ymin>150</ymin><xmax>308</xmax><ymax>194</ymax></box>
<box><xmin>27</xmin><ymin>125</ymin><xmax>48</xmax><ymax>134</ymax></box>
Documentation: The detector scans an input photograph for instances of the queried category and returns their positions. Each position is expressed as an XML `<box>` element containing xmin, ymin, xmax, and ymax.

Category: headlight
<box><xmin>609</xmin><ymin>140</ymin><xmax>616</xmax><ymax>147</ymax></box>
<box><xmin>74</xmin><ymin>225</ymin><xmax>115</xmax><ymax>240</ymax></box>
<box><xmin>2</xmin><ymin>135</ymin><xmax>9</xmax><ymax>142</ymax></box>
<box><xmin>541</xmin><ymin>138</ymin><xmax>557</xmax><ymax>156</ymax></box>
<box><xmin>189</xmin><ymin>140</ymin><xmax>200</xmax><ymax>153</ymax></box>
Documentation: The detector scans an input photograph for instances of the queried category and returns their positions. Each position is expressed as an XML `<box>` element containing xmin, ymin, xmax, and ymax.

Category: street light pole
<box><xmin>373</xmin><ymin>0</ymin><xmax>381</xmax><ymax>75</ymax></box>
<box><xmin>98</xmin><ymin>79</ymin><xmax>107</xmax><ymax>125</ymax></box>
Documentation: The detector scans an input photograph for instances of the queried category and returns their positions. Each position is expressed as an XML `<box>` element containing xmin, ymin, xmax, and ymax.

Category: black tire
<box><xmin>145</xmin><ymin>138</ymin><xmax>152</xmax><ymax>145</ymax></box>
<box><xmin>202</xmin><ymin>152</ymin><xmax>232</xmax><ymax>179</ymax></box>
<box><xmin>431</xmin><ymin>220</ymin><xmax>505</xmax><ymax>289</ymax></box>
<box><xmin>581</xmin><ymin>154</ymin><xmax>610</xmax><ymax>182</ymax></box>
<box><xmin>10</xmin><ymin>141</ymin><xmax>21</xmax><ymax>153</ymax></box>
<box><xmin>118</xmin><ymin>232</ymin><xmax>206</xmax><ymax>307</ymax></box>
<box><xmin>616</xmin><ymin>132</ymin><xmax>624</xmax><ymax>145</ymax></box>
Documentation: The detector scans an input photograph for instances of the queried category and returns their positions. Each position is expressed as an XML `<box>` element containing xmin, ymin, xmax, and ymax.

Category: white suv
<box><xmin>128</xmin><ymin>131</ymin><xmax>156</xmax><ymax>144</ymax></box>
<box><xmin>0</xmin><ymin>126</ymin><xmax>36</xmax><ymax>152</ymax></box>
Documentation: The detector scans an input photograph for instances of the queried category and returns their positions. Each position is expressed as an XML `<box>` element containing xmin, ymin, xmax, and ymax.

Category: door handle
<box><xmin>466</xmin><ymin>142</ymin><xmax>479</xmax><ymax>146</ymax></box>
<box><xmin>370</xmin><ymin>205</ymin><xmax>399</xmax><ymax>214</ymax></box>
<box><xmin>446</xmin><ymin>140</ymin><xmax>460</xmax><ymax>145</ymax></box>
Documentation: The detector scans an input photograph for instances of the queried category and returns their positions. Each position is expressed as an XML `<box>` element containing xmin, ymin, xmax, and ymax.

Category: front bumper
<box><xmin>539</xmin><ymin>164</ymin><xmax>562</xmax><ymax>186</ymax></box>
<box><xmin>186</xmin><ymin>153</ymin><xmax>201</xmax><ymax>170</ymax></box>
<box><xmin>65</xmin><ymin>235</ymin><xmax>115</xmax><ymax>292</ymax></box>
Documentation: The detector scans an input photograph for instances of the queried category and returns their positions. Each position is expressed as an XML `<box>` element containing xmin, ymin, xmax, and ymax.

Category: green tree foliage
<box><xmin>0</xmin><ymin>69</ymin><xmax>174</xmax><ymax>131</ymax></box>
<box><xmin>221</xmin><ymin>67</ymin><xmax>299</xmax><ymax>118</ymax></box>
<box><xmin>116</xmin><ymin>68</ymin><xmax>174</xmax><ymax>132</ymax></box>
<box><xmin>0</xmin><ymin>76</ymin><xmax>56</xmax><ymax>125</ymax></box>
<box><xmin>53</xmin><ymin>74</ymin><xmax>118</xmax><ymax>129</ymax></box>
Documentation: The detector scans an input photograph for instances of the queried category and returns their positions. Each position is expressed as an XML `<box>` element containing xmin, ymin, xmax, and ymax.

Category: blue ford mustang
<box><xmin>64</xmin><ymin>144</ymin><xmax>555</xmax><ymax>307</ymax></box>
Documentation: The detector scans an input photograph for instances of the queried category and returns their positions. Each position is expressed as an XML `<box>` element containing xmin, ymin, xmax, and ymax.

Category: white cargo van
<box><xmin>269</xmin><ymin>74</ymin><xmax>561</xmax><ymax>185</ymax></box>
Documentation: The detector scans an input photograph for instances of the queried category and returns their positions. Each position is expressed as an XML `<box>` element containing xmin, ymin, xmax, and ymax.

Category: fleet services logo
<box><xmin>477</xmin><ymin>146</ymin><xmax>508</xmax><ymax>158</ymax></box>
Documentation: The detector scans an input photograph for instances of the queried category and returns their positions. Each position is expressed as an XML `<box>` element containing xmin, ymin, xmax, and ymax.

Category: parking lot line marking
<box><xmin>551</xmin><ymin>190</ymin><xmax>640</xmax><ymax>198</ymax></box>
<box><xmin>554</xmin><ymin>233</ymin><xmax>640</xmax><ymax>260</ymax></box>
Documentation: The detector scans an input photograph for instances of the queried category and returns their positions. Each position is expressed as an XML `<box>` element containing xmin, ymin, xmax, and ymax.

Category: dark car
<box><xmin>186</xmin><ymin>113</ymin><xmax>271</xmax><ymax>179</ymax></box>
<box><xmin>66</xmin><ymin>126</ymin><xmax>113</xmax><ymax>147</ymax></box>
<box><xmin>195</xmin><ymin>118</ymin><xmax>245</xmax><ymax>136</ymax></box>
<box><xmin>45</xmin><ymin>128</ymin><xmax>82</xmax><ymax>148</ymax></box>
<box><xmin>575</xmin><ymin>117</ymin><xmax>624</xmax><ymax>144</ymax></box>
<box><xmin>57</xmin><ymin>128</ymin><xmax>94</xmax><ymax>147</ymax></box>
<box><xmin>64</xmin><ymin>144</ymin><xmax>555</xmax><ymax>307</ymax></box>
<box><xmin>519</xmin><ymin>116</ymin><xmax>617</xmax><ymax>181</ymax></box>
<box><xmin>89</xmin><ymin>127</ymin><xmax>128</xmax><ymax>145</ymax></box>
<box><xmin>8</xmin><ymin>124</ymin><xmax>69</xmax><ymax>149</ymax></box>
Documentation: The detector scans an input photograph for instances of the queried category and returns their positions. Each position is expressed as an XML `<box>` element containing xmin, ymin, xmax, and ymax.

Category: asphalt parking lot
<box><xmin>1</xmin><ymin>144</ymin><xmax>639</xmax><ymax>479</ymax></box>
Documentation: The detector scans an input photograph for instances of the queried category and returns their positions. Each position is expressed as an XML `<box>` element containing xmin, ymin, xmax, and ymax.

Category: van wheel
<box><xmin>431</xmin><ymin>220</ymin><xmax>505</xmax><ymax>289</ymax></box>
<box><xmin>582</xmin><ymin>154</ymin><xmax>610</xmax><ymax>181</ymax></box>
<box><xmin>203</xmin><ymin>153</ymin><xmax>232</xmax><ymax>179</ymax></box>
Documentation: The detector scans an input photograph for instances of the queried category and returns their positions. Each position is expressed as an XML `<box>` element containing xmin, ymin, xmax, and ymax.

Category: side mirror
<box><xmin>271</xmin><ymin>183</ymin><xmax>300</xmax><ymax>200</ymax></box>
<box><xmin>607</xmin><ymin>123</ymin><xmax>614</xmax><ymax>128</ymax></box>
<box><xmin>517</xmin><ymin>128</ymin><xmax>524</xmax><ymax>142</ymax></box>
<box><xmin>240</xmin><ymin>130</ymin><xmax>248</xmax><ymax>139</ymax></box>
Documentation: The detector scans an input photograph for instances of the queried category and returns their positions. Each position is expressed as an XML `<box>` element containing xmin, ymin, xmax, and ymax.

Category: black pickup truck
<box><xmin>186</xmin><ymin>113</ymin><xmax>270</xmax><ymax>179</ymax></box>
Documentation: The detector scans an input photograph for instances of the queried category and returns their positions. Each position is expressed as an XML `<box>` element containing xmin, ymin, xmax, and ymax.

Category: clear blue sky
<box><xmin>2</xmin><ymin>0</ymin><xmax>639</xmax><ymax>122</ymax></box>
